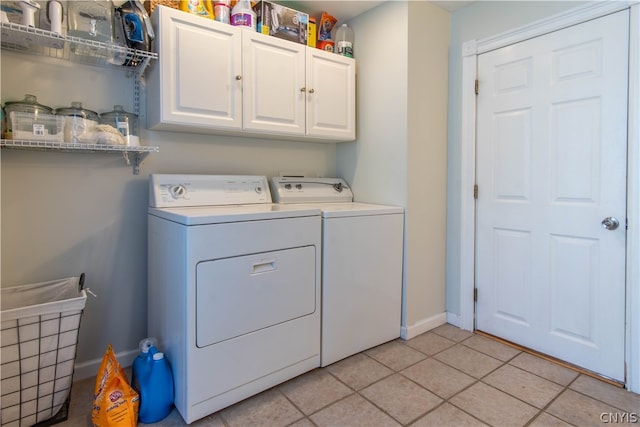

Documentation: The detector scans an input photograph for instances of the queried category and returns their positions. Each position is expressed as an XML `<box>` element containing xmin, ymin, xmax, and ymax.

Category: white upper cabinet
<box><xmin>146</xmin><ymin>6</ymin><xmax>242</xmax><ymax>132</ymax></box>
<box><xmin>146</xmin><ymin>6</ymin><xmax>356</xmax><ymax>142</ymax></box>
<box><xmin>242</xmin><ymin>31</ymin><xmax>306</xmax><ymax>135</ymax></box>
<box><xmin>306</xmin><ymin>48</ymin><xmax>356</xmax><ymax>140</ymax></box>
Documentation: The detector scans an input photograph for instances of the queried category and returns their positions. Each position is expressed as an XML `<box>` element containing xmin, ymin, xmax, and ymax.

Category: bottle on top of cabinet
<box><xmin>334</xmin><ymin>24</ymin><xmax>354</xmax><ymax>58</ymax></box>
<box><xmin>179</xmin><ymin>0</ymin><xmax>214</xmax><ymax>19</ymax></box>
<box><xmin>230</xmin><ymin>0</ymin><xmax>256</xmax><ymax>30</ymax></box>
<box><xmin>214</xmin><ymin>0</ymin><xmax>231</xmax><ymax>24</ymax></box>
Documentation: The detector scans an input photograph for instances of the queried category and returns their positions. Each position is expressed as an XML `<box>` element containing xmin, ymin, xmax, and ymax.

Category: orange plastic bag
<box><xmin>92</xmin><ymin>344</ymin><xmax>140</xmax><ymax>427</ymax></box>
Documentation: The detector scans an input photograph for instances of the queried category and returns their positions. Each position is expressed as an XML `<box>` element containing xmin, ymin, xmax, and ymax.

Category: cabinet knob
<box><xmin>308</xmin><ymin>88</ymin><xmax>315</xmax><ymax>94</ymax></box>
<box><xmin>300</xmin><ymin>87</ymin><xmax>306</xmax><ymax>92</ymax></box>
<box><xmin>236</xmin><ymin>75</ymin><xmax>242</xmax><ymax>80</ymax></box>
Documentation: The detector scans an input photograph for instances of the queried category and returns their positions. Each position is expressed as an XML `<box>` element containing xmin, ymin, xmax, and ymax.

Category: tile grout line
<box><xmin>437</xmin><ymin>342</ymin><xmax>522</xmax><ymax>427</ymax></box>
<box><xmin>359</xmin><ymin>341</ymin><xmax>485</xmax><ymax>426</ymax></box>
<box><xmin>474</xmin><ymin>330</ymin><xmax>625</xmax><ymax>388</ymax></box>
<box><xmin>451</xmin><ymin>335</ymin><xmax>580</xmax><ymax>427</ymax></box>
<box><xmin>399</xmin><ymin>330</ymin><xmax>576</xmax><ymax>427</ymax></box>
<box><xmin>398</xmin><ymin>333</ymin><xmax>506</xmax><ymax>426</ymax></box>
<box><xmin>394</xmin><ymin>329</ymin><xmax>501</xmax><ymax>425</ymax></box>
<box><xmin>524</xmin><ymin>375</ymin><xmax>582</xmax><ymax>427</ymax></box>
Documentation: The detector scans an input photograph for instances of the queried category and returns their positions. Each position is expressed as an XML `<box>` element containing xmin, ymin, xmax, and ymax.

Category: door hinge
<box><xmin>474</xmin><ymin>288</ymin><xmax>478</xmax><ymax>301</ymax></box>
<box><xmin>473</xmin><ymin>184</ymin><xmax>478</xmax><ymax>199</ymax></box>
<box><xmin>475</xmin><ymin>79</ymin><xmax>479</xmax><ymax>95</ymax></box>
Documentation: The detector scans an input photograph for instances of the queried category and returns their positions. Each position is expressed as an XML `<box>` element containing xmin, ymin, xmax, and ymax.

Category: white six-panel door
<box><xmin>475</xmin><ymin>10</ymin><xmax>629</xmax><ymax>381</ymax></box>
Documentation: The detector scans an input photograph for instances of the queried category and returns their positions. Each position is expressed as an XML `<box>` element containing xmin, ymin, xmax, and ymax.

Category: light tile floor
<box><xmin>63</xmin><ymin>324</ymin><xmax>639</xmax><ymax>426</ymax></box>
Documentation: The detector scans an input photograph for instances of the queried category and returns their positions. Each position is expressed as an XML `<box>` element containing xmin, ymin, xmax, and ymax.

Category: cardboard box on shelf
<box><xmin>144</xmin><ymin>0</ymin><xmax>180</xmax><ymax>14</ymax></box>
<box><xmin>308</xmin><ymin>17</ymin><xmax>316</xmax><ymax>47</ymax></box>
<box><xmin>254</xmin><ymin>1</ymin><xmax>308</xmax><ymax>45</ymax></box>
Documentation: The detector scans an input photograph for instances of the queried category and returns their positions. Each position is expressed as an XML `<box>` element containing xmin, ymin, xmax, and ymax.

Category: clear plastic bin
<box><xmin>1</xmin><ymin>274</ymin><xmax>87</xmax><ymax>427</ymax></box>
<box><xmin>8</xmin><ymin>111</ymin><xmax>64</xmax><ymax>142</ymax></box>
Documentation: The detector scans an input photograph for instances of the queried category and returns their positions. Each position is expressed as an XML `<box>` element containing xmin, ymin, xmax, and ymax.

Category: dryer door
<box><xmin>196</xmin><ymin>246</ymin><xmax>316</xmax><ymax>347</ymax></box>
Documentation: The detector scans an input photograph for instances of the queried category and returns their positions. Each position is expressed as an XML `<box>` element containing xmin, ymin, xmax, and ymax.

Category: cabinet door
<box><xmin>147</xmin><ymin>6</ymin><xmax>242</xmax><ymax>131</ymax></box>
<box><xmin>242</xmin><ymin>30</ymin><xmax>305</xmax><ymax>135</ymax></box>
<box><xmin>305</xmin><ymin>48</ymin><xmax>356</xmax><ymax>140</ymax></box>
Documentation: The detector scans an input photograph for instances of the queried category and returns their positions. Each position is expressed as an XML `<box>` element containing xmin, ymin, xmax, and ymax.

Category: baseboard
<box><xmin>401</xmin><ymin>312</ymin><xmax>447</xmax><ymax>340</ymax></box>
<box><xmin>73</xmin><ymin>348</ymin><xmax>138</xmax><ymax>381</ymax></box>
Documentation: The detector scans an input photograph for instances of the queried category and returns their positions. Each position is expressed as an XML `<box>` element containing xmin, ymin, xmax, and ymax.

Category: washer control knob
<box><xmin>285</xmin><ymin>183</ymin><xmax>292</xmax><ymax>190</ymax></box>
<box><xmin>255</xmin><ymin>186</ymin><xmax>263</xmax><ymax>194</ymax></box>
<box><xmin>169</xmin><ymin>184</ymin><xmax>187</xmax><ymax>199</ymax></box>
<box><xmin>296</xmin><ymin>184</ymin><xmax>303</xmax><ymax>189</ymax></box>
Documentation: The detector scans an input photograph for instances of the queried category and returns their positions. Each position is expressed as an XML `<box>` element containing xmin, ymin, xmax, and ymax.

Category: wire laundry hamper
<box><xmin>1</xmin><ymin>274</ymin><xmax>87</xmax><ymax>427</ymax></box>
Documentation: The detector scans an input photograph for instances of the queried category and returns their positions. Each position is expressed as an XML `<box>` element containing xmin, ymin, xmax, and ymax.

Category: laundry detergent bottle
<box><xmin>132</xmin><ymin>338</ymin><xmax>175</xmax><ymax>423</ymax></box>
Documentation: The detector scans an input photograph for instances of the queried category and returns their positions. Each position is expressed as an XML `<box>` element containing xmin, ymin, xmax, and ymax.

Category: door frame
<box><xmin>458</xmin><ymin>1</ymin><xmax>640</xmax><ymax>392</ymax></box>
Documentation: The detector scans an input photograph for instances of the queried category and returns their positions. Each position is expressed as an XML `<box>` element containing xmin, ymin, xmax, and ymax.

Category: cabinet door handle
<box><xmin>308</xmin><ymin>88</ymin><xmax>315</xmax><ymax>94</ymax></box>
<box><xmin>236</xmin><ymin>75</ymin><xmax>242</xmax><ymax>80</ymax></box>
<box><xmin>300</xmin><ymin>87</ymin><xmax>306</xmax><ymax>92</ymax></box>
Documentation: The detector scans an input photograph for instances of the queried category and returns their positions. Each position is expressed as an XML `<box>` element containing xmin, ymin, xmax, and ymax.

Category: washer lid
<box><xmin>289</xmin><ymin>202</ymin><xmax>404</xmax><ymax>218</ymax></box>
<box><xmin>148</xmin><ymin>204</ymin><xmax>320</xmax><ymax>225</ymax></box>
<box><xmin>149</xmin><ymin>174</ymin><xmax>272</xmax><ymax>208</ymax></box>
<box><xmin>270</xmin><ymin>177</ymin><xmax>354</xmax><ymax>203</ymax></box>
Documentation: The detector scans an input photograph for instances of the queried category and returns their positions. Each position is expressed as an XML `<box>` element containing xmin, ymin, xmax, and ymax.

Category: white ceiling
<box><xmin>430</xmin><ymin>1</ymin><xmax>475</xmax><ymax>12</ymax></box>
<box><xmin>279</xmin><ymin>1</ymin><xmax>473</xmax><ymax>23</ymax></box>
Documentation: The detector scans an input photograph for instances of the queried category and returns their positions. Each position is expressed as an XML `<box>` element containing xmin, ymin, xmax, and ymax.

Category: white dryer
<box><xmin>270</xmin><ymin>177</ymin><xmax>404</xmax><ymax>367</ymax></box>
<box><xmin>148</xmin><ymin>174</ymin><xmax>321</xmax><ymax>424</ymax></box>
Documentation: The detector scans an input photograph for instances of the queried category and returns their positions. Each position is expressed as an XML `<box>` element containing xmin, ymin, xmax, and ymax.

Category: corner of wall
<box><xmin>400</xmin><ymin>312</ymin><xmax>448</xmax><ymax>340</ymax></box>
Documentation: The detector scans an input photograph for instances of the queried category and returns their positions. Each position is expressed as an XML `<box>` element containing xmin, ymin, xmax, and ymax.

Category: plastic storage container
<box><xmin>55</xmin><ymin>102</ymin><xmax>100</xmax><ymax>143</ymax></box>
<box><xmin>335</xmin><ymin>24</ymin><xmax>354</xmax><ymax>58</ymax></box>
<box><xmin>0</xmin><ymin>274</ymin><xmax>87</xmax><ymax>427</ymax></box>
<box><xmin>132</xmin><ymin>338</ymin><xmax>174</xmax><ymax>423</ymax></box>
<box><xmin>9</xmin><ymin>112</ymin><xmax>64</xmax><ymax>142</ymax></box>
<box><xmin>67</xmin><ymin>0</ymin><xmax>114</xmax><ymax>43</ymax></box>
<box><xmin>100</xmin><ymin>105</ymin><xmax>140</xmax><ymax>146</ymax></box>
<box><xmin>2</xmin><ymin>94</ymin><xmax>61</xmax><ymax>141</ymax></box>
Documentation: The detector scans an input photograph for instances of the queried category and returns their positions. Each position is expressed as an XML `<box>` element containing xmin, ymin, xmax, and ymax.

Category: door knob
<box><xmin>601</xmin><ymin>217</ymin><xmax>620</xmax><ymax>230</ymax></box>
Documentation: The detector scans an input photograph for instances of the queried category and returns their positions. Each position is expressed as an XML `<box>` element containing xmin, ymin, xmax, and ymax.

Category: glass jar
<box><xmin>3</xmin><ymin>94</ymin><xmax>54</xmax><ymax>139</ymax></box>
<box><xmin>55</xmin><ymin>101</ymin><xmax>100</xmax><ymax>143</ymax></box>
<box><xmin>100</xmin><ymin>105</ymin><xmax>139</xmax><ymax>146</ymax></box>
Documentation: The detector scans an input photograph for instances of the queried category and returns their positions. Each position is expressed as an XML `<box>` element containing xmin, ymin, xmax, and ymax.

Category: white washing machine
<box><xmin>270</xmin><ymin>177</ymin><xmax>405</xmax><ymax>367</ymax></box>
<box><xmin>147</xmin><ymin>174</ymin><xmax>321</xmax><ymax>424</ymax></box>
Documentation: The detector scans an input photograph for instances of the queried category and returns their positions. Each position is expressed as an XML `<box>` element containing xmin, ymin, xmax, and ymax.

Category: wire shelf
<box><xmin>0</xmin><ymin>139</ymin><xmax>159</xmax><ymax>174</ymax></box>
<box><xmin>0</xmin><ymin>21</ymin><xmax>157</xmax><ymax>75</ymax></box>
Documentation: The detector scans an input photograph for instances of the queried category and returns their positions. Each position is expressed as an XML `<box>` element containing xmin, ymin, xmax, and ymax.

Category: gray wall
<box><xmin>2</xmin><ymin>1</ymin><xmax>451</xmax><ymax>377</ymax></box>
<box><xmin>1</xmin><ymin>52</ymin><xmax>337</xmax><ymax>375</ymax></box>
<box><xmin>337</xmin><ymin>1</ymin><xmax>450</xmax><ymax>334</ymax></box>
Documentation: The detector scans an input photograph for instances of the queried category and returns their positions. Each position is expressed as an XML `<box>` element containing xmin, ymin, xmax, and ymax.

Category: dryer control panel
<box><xmin>149</xmin><ymin>174</ymin><xmax>272</xmax><ymax>208</ymax></box>
<box><xmin>271</xmin><ymin>177</ymin><xmax>354</xmax><ymax>203</ymax></box>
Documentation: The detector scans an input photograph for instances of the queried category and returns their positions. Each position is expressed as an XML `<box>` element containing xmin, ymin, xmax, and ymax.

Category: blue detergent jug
<box><xmin>132</xmin><ymin>338</ymin><xmax>175</xmax><ymax>423</ymax></box>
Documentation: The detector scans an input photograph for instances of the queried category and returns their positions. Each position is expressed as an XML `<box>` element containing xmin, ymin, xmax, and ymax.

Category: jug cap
<box><xmin>139</xmin><ymin>337</ymin><xmax>158</xmax><ymax>353</ymax></box>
